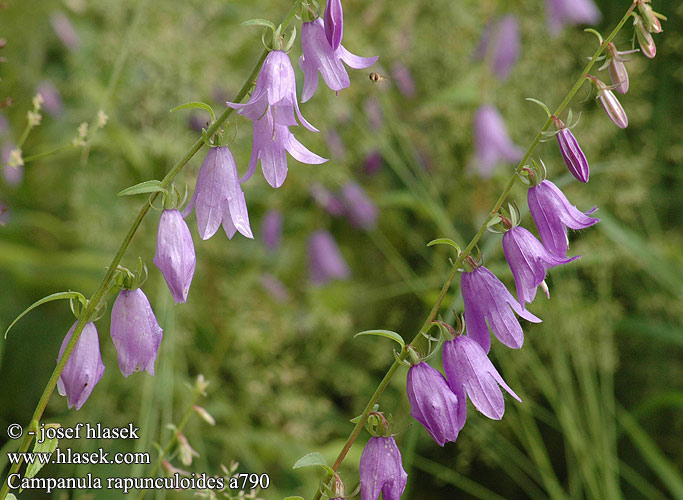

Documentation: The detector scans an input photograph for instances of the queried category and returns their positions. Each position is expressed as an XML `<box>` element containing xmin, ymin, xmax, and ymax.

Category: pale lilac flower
<box><xmin>391</xmin><ymin>62</ymin><xmax>416</xmax><ymax>98</ymax></box>
<box><xmin>527</xmin><ymin>179</ymin><xmax>599</xmax><ymax>257</ymax></box>
<box><xmin>110</xmin><ymin>289</ymin><xmax>163</xmax><ymax>378</ymax></box>
<box><xmin>50</xmin><ymin>12</ymin><xmax>81</xmax><ymax>51</ymax></box>
<box><xmin>36</xmin><ymin>81</ymin><xmax>63</xmax><ymax>116</ymax></box>
<box><xmin>503</xmin><ymin>226</ymin><xmax>578</xmax><ymax>306</ymax></box>
<box><xmin>182</xmin><ymin>146</ymin><xmax>252</xmax><ymax>240</ymax></box>
<box><xmin>365</xmin><ymin>97</ymin><xmax>383</xmax><ymax>131</ymax></box>
<box><xmin>406</xmin><ymin>362</ymin><xmax>465</xmax><ymax>446</ymax></box>
<box><xmin>340</xmin><ymin>182</ymin><xmax>378</xmax><ymax>230</ymax></box>
<box><xmin>546</xmin><ymin>0</ymin><xmax>601</xmax><ymax>36</ymax></box>
<box><xmin>308</xmin><ymin>230</ymin><xmax>350</xmax><ymax>285</ymax></box>
<box><xmin>443</xmin><ymin>335</ymin><xmax>521</xmax><ymax>420</ymax></box>
<box><xmin>461</xmin><ymin>265</ymin><xmax>542</xmax><ymax>353</ymax></box>
<box><xmin>227</xmin><ymin>50</ymin><xmax>326</xmax><ymax>188</ymax></box>
<box><xmin>473</xmin><ymin>16</ymin><xmax>521</xmax><ymax>80</ymax></box>
<box><xmin>553</xmin><ymin>117</ymin><xmax>589</xmax><ymax>183</ymax></box>
<box><xmin>154</xmin><ymin>209</ymin><xmax>196</xmax><ymax>304</ymax></box>
<box><xmin>311</xmin><ymin>182</ymin><xmax>345</xmax><ymax>216</ymax></box>
<box><xmin>261</xmin><ymin>209</ymin><xmax>283</xmax><ymax>251</ymax></box>
<box><xmin>324</xmin><ymin>0</ymin><xmax>343</xmax><ymax>51</ymax></box>
<box><xmin>300</xmin><ymin>19</ymin><xmax>377</xmax><ymax>102</ymax></box>
<box><xmin>57</xmin><ymin>322</ymin><xmax>105</xmax><ymax>410</ymax></box>
<box><xmin>359</xmin><ymin>436</ymin><xmax>408</xmax><ymax>500</ymax></box>
<box><xmin>588</xmin><ymin>75</ymin><xmax>628</xmax><ymax>129</ymax></box>
<box><xmin>471</xmin><ymin>105</ymin><xmax>523</xmax><ymax>177</ymax></box>
<box><xmin>364</xmin><ymin>150</ymin><xmax>382</xmax><ymax>175</ymax></box>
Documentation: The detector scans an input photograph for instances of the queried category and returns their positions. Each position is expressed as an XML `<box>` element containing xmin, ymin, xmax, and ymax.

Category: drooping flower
<box><xmin>473</xmin><ymin>16</ymin><xmax>521</xmax><ymax>81</ymax></box>
<box><xmin>503</xmin><ymin>225</ymin><xmax>578</xmax><ymax>306</ymax></box>
<box><xmin>471</xmin><ymin>105</ymin><xmax>523</xmax><ymax>177</ymax></box>
<box><xmin>50</xmin><ymin>12</ymin><xmax>81</xmax><ymax>51</ymax></box>
<box><xmin>461</xmin><ymin>265</ymin><xmax>542</xmax><ymax>353</ymax></box>
<box><xmin>110</xmin><ymin>288</ymin><xmax>163</xmax><ymax>377</ymax></box>
<box><xmin>261</xmin><ymin>209</ymin><xmax>283</xmax><ymax>252</ymax></box>
<box><xmin>300</xmin><ymin>18</ymin><xmax>377</xmax><ymax>102</ymax></box>
<box><xmin>311</xmin><ymin>182</ymin><xmax>345</xmax><ymax>216</ymax></box>
<box><xmin>57</xmin><ymin>321</ymin><xmax>105</xmax><ymax>410</ymax></box>
<box><xmin>308</xmin><ymin>230</ymin><xmax>350</xmax><ymax>285</ymax></box>
<box><xmin>443</xmin><ymin>335</ymin><xmax>521</xmax><ymax>420</ymax></box>
<box><xmin>154</xmin><ymin>209</ymin><xmax>196</xmax><ymax>304</ymax></box>
<box><xmin>527</xmin><ymin>179</ymin><xmax>599</xmax><ymax>257</ymax></box>
<box><xmin>359</xmin><ymin>436</ymin><xmax>408</xmax><ymax>500</ymax></box>
<box><xmin>182</xmin><ymin>146</ymin><xmax>252</xmax><ymax>240</ymax></box>
<box><xmin>587</xmin><ymin>75</ymin><xmax>628</xmax><ymax>129</ymax></box>
<box><xmin>391</xmin><ymin>62</ymin><xmax>416</xmax><ymax>98</ymax></box>
<box><xmin>552</xmin><ymin>116</ymin><xmax>589</xmax><ymax>183</ymax></box>
<box><xmin>406</xmin><ymin>362</ymin><xmax>465</xmax><ymax>446</ymax></box>
<box><xmin>324</xmin><ymin>0</ymin><xmax>344</xmax><ymax>51</ymax></box>
<box><xmin>340</xmin><ymin>181</ymin><xmax>378</xmax><ymax>230</ymax></box>
<box><xmin>227</xmin><ymin>50</ymin><xmax>326</xmax><ymax>188</ymax></box>
<box><xmin>545</xmin><ymin>0</ymin><xmax>601</xmax><ymax>36</ymax></box>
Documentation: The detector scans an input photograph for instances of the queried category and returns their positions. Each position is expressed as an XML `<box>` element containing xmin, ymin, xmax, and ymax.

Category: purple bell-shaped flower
<box><xmin>57</xmin><ymin>322</ymin><xmax>105</xmax><ymax>410</ymax></box>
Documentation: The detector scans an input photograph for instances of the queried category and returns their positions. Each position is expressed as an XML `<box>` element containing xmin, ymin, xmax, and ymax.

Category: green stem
<box><xmin>22</xmin><ymin>144</ymin><xmax>75</xmax><ymax>164</ymax></box>
<box><xmin>0</xmin><ymin>2</ymin><xmax>303</xmax><ymax>498</ymax></box>
<box><xmin>310</xmin><ymin>4</ymin><xmax>638</xmax><ymax>499</ymax></box>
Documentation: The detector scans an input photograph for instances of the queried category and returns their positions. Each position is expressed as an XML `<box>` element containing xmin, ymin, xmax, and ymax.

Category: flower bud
<box><xmin>553</xmin><ymin>117</ymin><xmax>589</xmax><ymax>182</ymax></box>
<box><xmin>605</xmin><ymin>42</ymin><xmax>629</xmax><ymax>94</ymax></box>
<box><xmin>57</xmin><ymin>322</ymin><xmax>105</xmax><ymax>410</ymax></box>
<box><xmin>324</xmin><ymin>0</ymin><xmax>343</xmax><ymax>51</ymax></box>
<box><xmin>587</xmin><ymin>76</ymin><xmax>628</xmax><ymax>129</ymax></box>
<box><xmin>634</xmin><ymin>14</ymin><xmax>656</xmax><ymax>59</ymax></box>
<box><xmin>153</xmin><ymin>209</ymin><xmax>196</xmax><ymax>303</ymax></box>
<box><xmin>637</xmin><ymin>1</ymin><xmax>663</xmax><ymax>34</ymax></box>
<box><xmin>110</xmin><ymin>288</ymin><xmax>163</xmax><ymax>377</ymax></box>
<box><xmin>359</xmin><ymin>436</ymin><xmax>407</xmax><ymax>500</ymax></box>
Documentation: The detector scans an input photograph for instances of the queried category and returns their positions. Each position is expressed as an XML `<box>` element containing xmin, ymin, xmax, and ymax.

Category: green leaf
<box><xmin>117</xmin><ymin>180</ymin><xmax>167</xmax><ymax>197</ymax></box>
<box><xmin>5</xmin><ymin>291</ymin><xmax>86</xmax><ymax>339</ymax></box>
<box><xmin>26</xmin><ymin>428</ymin><xmax>59</xmax><ymax>479</ymax></box>
<box><xmin>6</xmin><ymin>494</ymin><xmax>17</xmax><ymax>500</ymax></box>
<box><xmin>427</xmin><ymin>238</ymin><xmax>461</xmax><ymax>253</ymax></box>
<box><xmin>292</xmin><ymin>452</ymin><xmax>334</xmax><ymax>475</ymax></box>
<box><xmin>169</xmin><ymin>101</ymin><xmax>216</xmax><ymax>122</ymax></box>
<box><xmin>241</xmin><ymin>19</ymin><xmax>276</xmax><ymax>31</ymax></box>
<box><xmin>354</xmin><ymin>329</ymin><xmax>405</xmax><ymax>350</ymax></box>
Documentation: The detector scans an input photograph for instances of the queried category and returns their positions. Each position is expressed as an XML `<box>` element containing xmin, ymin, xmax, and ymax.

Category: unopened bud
<box><xmin>634</xmin><ymin>14</ymin><xmax>656</xmax><ymax>59</ymax></box>
<box><xmin>587</xmin><ymin>76</ymin><xmax>628</xmax><ymax>129</ymax></box>
<box><xmin>176</xmin><ymin>432</ymin><xmax>199</xmax><ymax>466</ymax></box>
<box><xmin>637</xmin><ymin>1</ymin><xmax>663</xmax><ymax>33</ymax></box>
<box><xmin>606</xmin><ymin>43</ymin><xmax>629</xmax><ymax>95</ymax></box>
<box><xmin>192</xmin><ymin>405</ymin><xmax>216</xmax><ymax>426</ymax></box>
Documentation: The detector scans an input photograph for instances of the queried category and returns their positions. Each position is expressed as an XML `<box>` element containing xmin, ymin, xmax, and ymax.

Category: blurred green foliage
<box><xmin>0</xmin><ymin>0</ymin><xmax>681</xmax><ymax>499</ymax></box>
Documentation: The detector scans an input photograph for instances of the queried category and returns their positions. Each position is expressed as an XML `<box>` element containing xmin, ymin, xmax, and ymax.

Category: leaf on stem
<box><xmin>117</xmin><ymin>180</ymin><xmax>167</xmax><ymax>197</ymax></box>
<box><xmin>4</xmin><ymin>291</ymin><xmax>86</xmax><ymax>339</ymax></box>
<box><xmin>354</xmin><ymin>329</ymin><xmax>406</xmax><ymax>350</ymax></box>
<box><xmin>292</xmin><ymin>452</ymin><xmax>334</xmax><ymax>476</ymax></box>
<box><xmin>170</xmin><ymin>101</ymin><xmax>216</xmax><ymax>123</ymax></box>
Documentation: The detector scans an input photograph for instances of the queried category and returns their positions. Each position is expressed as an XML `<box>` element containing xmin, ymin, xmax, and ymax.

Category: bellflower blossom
<box><xmin>545</xmin><ymin>0</ymin><xmax>601</xmax><ymax>36</ymax></box>
<box><xmin>471</xmin><ymin>105</ymin><xmax>523</xmax><ymax>177</ymax></box>
<box><xmin>311</xmin><ymin>182</ymin><xmax>345</xmax><ymax>216</ymax></box>
<box><xmin>57</xmin><ymin>322</ymin><xmax>105</xmax><ymax>410</ymax></box>
<box><xmin>308</xmin><ymin>230</ymin><xmax>350</xmax><ymax>285</ymax></box>
<box><xmin>359</xmin><ymin>436</ymin><xmax>408</xmax><ymax>500</ymax></box>
<box><xmin>553</xmin><ymin>117</ymin><xmax>589</xmax><ymax>183</ymax></box>
<box><xmin>50</xmin><ymin>12</ymin><xmax>81</xmax><ymax>51</ymax></box>
<box><xmin>461</xmin><ymin>265</ymin><xmax>542</xmax><ymax>353</ymax></box>
<box><xmin>340</xmin><ymin>182</ymin><xmax>378</xmax><ymax>230</ymax></box>
<box><xmin>364</xmin><ymin>149</ymin><xmax>382</xmax><ymax>175</ymax></box>
<box><xmin>443</xmin><ymin>335</ymin><xmax>521</xmax><ymax>420</ymax></box>
<box><xmin>474</xmin><ymin>16</ymin><xmax>520</xmax><ymax>81</ymax></box>
<box><xmin>503</xmin><ymin>225</ymin><xmax>578</xmax><ymax>306</ymax></box>
<box><xmin>324</xmin><ymin>0</ymin><xmax>343</xmax><ymax>51</ymax></box>
<box><xmin>300</xmin><ymin>18</ymin><xmax>378</xmax><ymax>102</ymax></box>
<box><xmin>261</xmin><ymin>209</ymin><xmax>283</xmax><ymax>252</ymax></box>
<box><xmin>227</xmin><ymin>50</ymin><xmax>326</xmax><ymax>188</ymax></box>
<box><xmin>110</xmin><ymin>289</ymin><xmax>163</xmax><ymax>377</ymax></box>
<box><xmin>182</xmin><ymin>146</ymin><xmax>252</xmax><ymax>240</ymax></box>
<box><xmin>154</xmin><ymin>209</ymin><xmax>196</xmax><ymax>304</ymax></box>
<box><xmin>406</xmin><ymin>362</ymin><xmax>465</xmax><ymax>446</ymax></box>
<box><xmin>527</xmin><ymin>179</ymin><xmax>599</xmax><ymax>257</ymax></box>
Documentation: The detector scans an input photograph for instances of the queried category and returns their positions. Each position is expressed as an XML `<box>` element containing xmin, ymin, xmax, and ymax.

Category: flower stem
<box><xmin>0</xmin><ymin>2</ymin><xmax>303</xmax><ymax>498</ymax></box>
<box><xmin>310</xmin><ymin>4</ymin><xmax>637</xmax><ymax>499</ymax></box>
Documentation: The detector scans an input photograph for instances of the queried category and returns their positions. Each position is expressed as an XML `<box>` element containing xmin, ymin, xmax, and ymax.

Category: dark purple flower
<box><xmin>228</xmin><ymin>50</ymin><xmax>326</xmax><ymax>188</ymax></box>
<box><xmin>443</xmin><ymin>335</ymin><xmax>521</xmax><ymax>420</ymax></box>
<box><xmin>340</xmin><ymin>182</ymin><xmax>378</xmax><ymax>230</ymax></box>
<box><xmin>308</xmin><ymin>230</ymin><xmax>350</xmax><ymax>285</ymax></box>
<box><xmin>503</xmin><ymin>226</ymin><xmax>578</xmax><ymax>306</ymax></box>
<box><xmin>471</xmin><ymin>105</ymin><xmax>523</xmax><ymax>177</ymax></box>
<box><xmin>261</xmin><ymin>209</ymin><xmax>283</xmax><ymax>251</ymax></box>
<box><xmin>57</xmin><ymin>322</ymin><xmax>105</xmax><ymax>410</ymax></box>
<box><xmin>36</xmin><ymin>81</ymin><xmax>63</xmax><ymax>116</ymax></box>
<box><xmin>154</xmin><ymin>209</ymin><xmax>196</xmax><ymax>304</ymax></box>
<box><xmin>324</xmin><ymin>0</ymin><xmax>343</xmax><ymax>51</ymax></box>
<box><xmin>359</xmin><ymin>436</ymin><xmax>408</xmax><ymax>500</ymax></box>
<box><xmin>183</xmin><ymin>146</ymin><xmax>252</xmax><ymax>240</ymax></box>
<box><xmin>300</xmin><ymin>19</ymin><xmax>377</xmax><ymax>102</ymax></box>
<box><xmin>391</xmin><ymin>62</ymin><xmax>416</xmax><ymax>98</ymax></box>
<box><xmin>553</xmin><ymin>117</ymin><xmax>589</xmax><ymax>183</ymax></box>
<box><xmin>406</xmin><ymin>362</ymin><xmax>465</xmax><ymax>446</ymax></box>
<box><xmin>50</xmin><ymin>12</ymin><xmax>81</xmax><ymax>51</ymax></box>
<box><xmin>461</xmin><ymin>265</ymin><xmax>542</xmax><ymax>353</ymax></box>
<box><xmin>587</xmin><ymin>75</ymin><xmax>628</xmax><ymax>129</ymax></box>
<box><xmin>311</xmin><ymin>182</ymin><xmax>346</xmax><ymax>216</ymax></box>
<box><xmin>527</xmin><ymin>179</ymin><xmax>599</xmax><ymax>257</ymax></box>
<box><xmin>545</xmin><ymin>0</ymin><xmax>601</xmax><ymax>35</ymax></box>
<box><xmin>110</xmin><ymin>289</ymin><xmax>163</xmax><ymax>378</ymax></box>
<box><xmin>364</xmin><ymin>149</ymin><xmax>382</xmax><ymax>175</ymax></box>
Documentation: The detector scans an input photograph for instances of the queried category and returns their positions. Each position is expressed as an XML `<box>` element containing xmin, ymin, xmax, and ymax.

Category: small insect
<box><xmin>369</xmin><ymin>72</ymin><xmax>389</xmax><ymax>83</ymax></box>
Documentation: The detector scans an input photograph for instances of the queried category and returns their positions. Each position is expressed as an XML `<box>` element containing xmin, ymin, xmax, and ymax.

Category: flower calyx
<box><xmin>366</xmin><ymin>409</ymin><xmax>392</xmax><ymax>438</ymax></box>
<box><xmin>301</xmin><ymin>0</ymin><xmax>321</xmax><ymax>23</ymax></box>
<box><xmin>113</xmin><ymin>257</ymin><xmax>148</xmax><ymax>291</ymax></box>
<box><xmin>636</xmin><ymin>0</ymin><xmax>666</xmax><ymax>34</ymax></box>
<box><xmin>487</xmin><ymin>202</ymin><xmax>521</xmax><ymax>234</ymax></box>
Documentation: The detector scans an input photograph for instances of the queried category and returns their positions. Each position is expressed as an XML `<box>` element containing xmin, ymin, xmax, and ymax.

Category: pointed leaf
<box><xmin>241</xmin><ymin>19</ymin><xmax>276</xmax><ymax>31</ymax></box>
<box><xmin>117</xmin><ymin>180</ymin><xmax>167</xmax><ymax>197</ymax></box>
<box><xmin>26</xmin><ymin>428</ymin><xmax>59</xmax><ymax>479</ymax></box>
<box><xmin>170</xmin><ymin>101</ymin><xmax>216</xmax><ymax>122</ymax></box>
<box><xmin>427</xmin><ymin>238</ymin><xmax>462</xmax><ymax>253</ymax></box>
<box><xmin>292</xmin><ymin>452</ymin><xmax>334</xmax><ymax>475</ymax></box>
<box><xmin>5</xmin><ymin>291</ymin><xmax>86</xmax><ymax>338</ymax></box>
<box><xmin>354</xmin><ymin>329</ymin><xmax>405</xmax><ymax>350</ymax></box>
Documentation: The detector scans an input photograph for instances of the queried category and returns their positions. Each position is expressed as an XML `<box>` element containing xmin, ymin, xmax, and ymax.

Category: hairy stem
<box><xmin>311</xmin><ymin>4</ymin><xmax>637</xmax><ymax>499</ymax></box>
<box><xmin>0</xmin><ymin>2</ymin><xmax>303</xmax><ymax>497</ymax></box>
